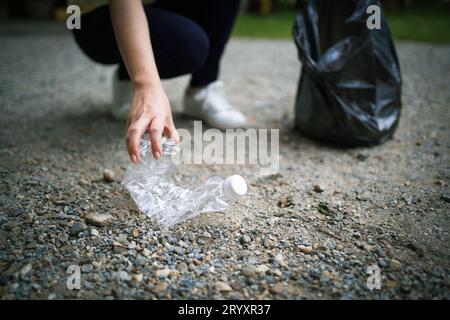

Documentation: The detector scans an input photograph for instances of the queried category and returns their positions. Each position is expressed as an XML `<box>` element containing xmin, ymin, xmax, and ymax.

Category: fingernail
<box><xmin>131</xmin><ymin>154</ymin><xmax>137</xmax><ymax>163</ymax></box>
<box><xmin>154</xmin><ymin>151</ymin><xmax>161</xmax><ymax>160</ymax></box>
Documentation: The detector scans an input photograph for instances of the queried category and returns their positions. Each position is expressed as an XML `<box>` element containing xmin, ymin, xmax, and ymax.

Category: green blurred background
<box><xmin>234</xmin><ymin>0</ymin><xmax>450</xmax><ymax>43</ymax></box>
<box><xmin>1</xmin><ymin>0</ymin><xmax>449</xmax><ymax>43</ymax></box>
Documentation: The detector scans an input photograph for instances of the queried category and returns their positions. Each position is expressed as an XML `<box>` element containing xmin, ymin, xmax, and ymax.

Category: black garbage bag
<box><xmin>293</xmin><ymin>0</ymin><xmax>402</xmax><ymax>147</ymax></box>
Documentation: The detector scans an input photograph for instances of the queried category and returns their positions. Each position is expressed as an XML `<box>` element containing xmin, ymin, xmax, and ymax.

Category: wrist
<box><xmin>132</xmin><ymin>76</ymin><xmax>162</xmax><ymax>92</ymax></box>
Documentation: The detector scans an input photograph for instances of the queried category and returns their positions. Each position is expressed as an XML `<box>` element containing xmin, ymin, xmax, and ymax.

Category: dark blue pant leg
<box><xmin>152</xmin><ymin>0</ymin><xmax>242</xmax><ymax>87</ymax></box>
<box><xmin>72</xmin><ymin>5</ymin><xmax>210</xmax><ymax>80</ymax></box>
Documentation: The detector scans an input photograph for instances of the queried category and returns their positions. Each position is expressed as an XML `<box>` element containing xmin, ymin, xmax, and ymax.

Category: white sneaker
<box><xmin>183</xmin><ymin>81</ymin><xmax>246</xmax><ymax>129</ymax></box>
<box><xmin>111</xmin><ymin>68</ymin><xmax>132</xmax><ymax>121</ymax></box>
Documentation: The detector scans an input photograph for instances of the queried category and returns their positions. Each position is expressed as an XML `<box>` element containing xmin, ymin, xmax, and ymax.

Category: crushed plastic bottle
<box><xmin>122</xmin><ymin>138</ymin><xmax>247</xmax><ymax>227</ymax></box>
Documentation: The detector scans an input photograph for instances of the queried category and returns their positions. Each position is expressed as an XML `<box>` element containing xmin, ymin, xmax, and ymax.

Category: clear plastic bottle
<box><xmin>122</xmin><ymin>138</ymin><xmax>247</xmax><ymax>227</ymax></box>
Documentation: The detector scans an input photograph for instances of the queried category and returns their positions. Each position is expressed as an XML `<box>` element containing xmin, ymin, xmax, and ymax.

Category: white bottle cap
<box><xmin>224</xmin><ymin>175</ymin><xmax>247</xmax><ymax>198</ymax></box>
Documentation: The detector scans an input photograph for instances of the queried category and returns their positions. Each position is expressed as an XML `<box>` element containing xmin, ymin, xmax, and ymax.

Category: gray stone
<box><xmin>177</xmin><ymin>262</ymin><xmax>188</xmax><ymax>273</ymax></box>
<box><xmin>112</xmin><ymin>271</ymin><xmax>131</xmax><ymax>282</ymax></box>
<box><xmin>135</xmin><ymin>256</ymin><xmax>146</xmax><ymax>267</ymax></box>
<box><xmin>389</xmin><ymin>259</ymin><xmax>403</xmax><ymax>271</ymax></box>
<box><xmin>240</xmin><ymin>235</ymin><xmax>252</xmax><ymax>244</ymax></box>
<box><xmin>441</xmin><ymin>192</ymin><xmax>450</xmax><ymax>203</ymax></box>
<box><xmin>81</xmin><ymin>264</ymin><xmax>93</xmax><ymax>273</ymax></box>
<box><xmin>214</xmin><ymin>281</ymin><xmax>232</xmax><ymax>292</ymax></box>
<box><xmin>241</xmin><ymin>265</ymin><xmax>256</xmax><ymax>278</ymax></box>
<box><xmin>84</xmin><ymin>213</ymin><xmax>113</xmax><ymax>227</ymax></box>
<box><xmin>103</xmin><ymin>169</ymin><xmax>115</xmax><ymax>182</ymax></box>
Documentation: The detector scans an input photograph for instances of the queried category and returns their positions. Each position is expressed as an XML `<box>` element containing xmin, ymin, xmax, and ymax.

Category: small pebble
<box><xmin>313</xmin><ymin>184</ymin><xmax>324</xmax><ymax>193</ymax></box>
<box><xmin>156</xmin><ymin>269</ymin><xmax>171</xmax><ymax>278</ymax></box>
<box><xmin>84</xmin><ymin>213</ymin><xmax>113</xmax><ymax>227</ymax></box>
<box><xmin>69</xmin><ymin>222</ymin><xmax>87</xmax><ymax>236</ymax></box>
<box><xmin>103</xmin><ymin>169</ymin><xmax>115</xmax><ymax>182</ymax></box>
<box><xmin>356</xmin><ymin>153</ymin><xmax>368</xmax><ymax>161</ymax></box>
<box><xmin>389</xmin><ymin>259</ymin><xmax>402</xmax><ymax>271</ymax></box>
<box><xmin>441</xmin><ymin>192</ymin><xmax>450</xmax><ymax>203</ymax></box>
<box><xmin>20</xmin><ymin>264</ymin><xmax>32</xmax><ymax>278</ymax></box>
<box><xmin>215</xmin><ymin>281</ymin><xmax>232</xmax><ymax>292</ymax></box>
<box><xmin>269</xmin><ymin>283</ymin><xmax>285</xmax><ymax>295</ymax></box>
<box><xmin>255</xmin><ymin>265</ymin><xmax>269</xmax><ymax>274</ymax></box>
<box><xmin>152</xmin><ymin>281</ymin><xmax>169</xmax><ymax>293</ymax></box>
<box><xmin>177</xmin><ymin>262</ymin><xmax>188</xmax><ymax>273</ymax></box>
<box><xmin>81</xmin><ymin>264</ymin><xmax>93</xmax><ymax>273</ymax></box>
<box><xmin>240</xmin><ymin>235</ymin><xmax>252</xmax><ymax>244</ymax></box>
<box><xmin>274</xmin><ymin>253</ymin><xmax>284</xmax><ymax>263</ymax></box>
<box><xmin>241</xmin><ymin>265</ymin><xmax>256</xmax><ymax>278</ymax></box>
<box><xmin>299</xmin><ymin>246</ymin><xmax>313</xmax><ymax>254</ymax></box>
<box><xmin>132</xmin><ymin>273</ymin><xmax>143</xmax><ymax>283</ymax></box>
<box><xmin>113</xmin><ymin>271</ymin><xmax>131</xmax><ymax>282</ymax></box>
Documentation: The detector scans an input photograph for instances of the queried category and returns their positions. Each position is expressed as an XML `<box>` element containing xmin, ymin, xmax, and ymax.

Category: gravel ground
<box><xmin>0</xmin><ymin>23</ymin><xmax>449</xmax><ymax>300</ymax></box>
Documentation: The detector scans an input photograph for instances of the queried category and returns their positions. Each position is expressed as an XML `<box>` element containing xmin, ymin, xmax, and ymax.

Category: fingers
<box><xmin>126</xmin><ymin>116</ymin><xmax>150</xmax><ymax>163</ymax></box>
<box><xmin>149</xmin><ymin>118</ymin><xmax>164</xmax><ymax>160</ymax></box>
<box><xmin>164</xmin><ymin>117</ymin><xmax>179</xmax><ymax>143</ymax></box>
<box><xmin>126</xmin><ymin>115</ymin><xmax>174</xmax><ymax>162</ymax></box>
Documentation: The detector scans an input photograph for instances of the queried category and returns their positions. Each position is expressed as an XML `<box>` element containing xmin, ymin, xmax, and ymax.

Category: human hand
<box><xmin>125</xmin><ymin>85</ymin><xmax>179</xmax><ymax>163</ymax></box>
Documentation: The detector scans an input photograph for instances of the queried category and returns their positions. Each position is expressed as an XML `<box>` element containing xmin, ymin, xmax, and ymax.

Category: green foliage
<box><xmin>233</xmin><ymin>11</ymin><xmax>297</xmax><ymax>39</ymax></box>
<box><xmin>233</xmin><ymin>7</ymin><xmax>450</xmax><ymax>43</ymax></box>
<box><xmin>385</xmin><ymin>7</ymin><xmax>450</xmax><ymax>43</ymax></box>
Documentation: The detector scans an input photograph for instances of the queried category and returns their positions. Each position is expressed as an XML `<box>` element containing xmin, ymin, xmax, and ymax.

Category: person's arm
<box><xmin>109</xmin><ymin>0</ymin><xmax>178</xmax><ymax>162</ymax></box>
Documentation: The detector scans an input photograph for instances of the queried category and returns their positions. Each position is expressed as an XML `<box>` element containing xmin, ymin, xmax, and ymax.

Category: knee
<box><xmin>153</xmin><ymin>14</ymin><xmax>210</xmax><ymax>79</ymax></box>
<box><xmin>181</xmin><ymin>24</ymin><xmax>210</xmax><ymax>74</ymax></box>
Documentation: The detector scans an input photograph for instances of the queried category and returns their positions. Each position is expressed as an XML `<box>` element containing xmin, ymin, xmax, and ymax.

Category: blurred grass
<box><xmin>385</xmin><ymin>7</ymin><xmax>450</xmax><ymax>43</ymax></box>
<box><xmin>232</xmin><ymin>7</ymin><xmax>450</xmax><ymax>44</ymax></box>
<box><xmin>233</xmin><ymin>11</ymin><xmax>297</xmax><ymax>39</ymax></box>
